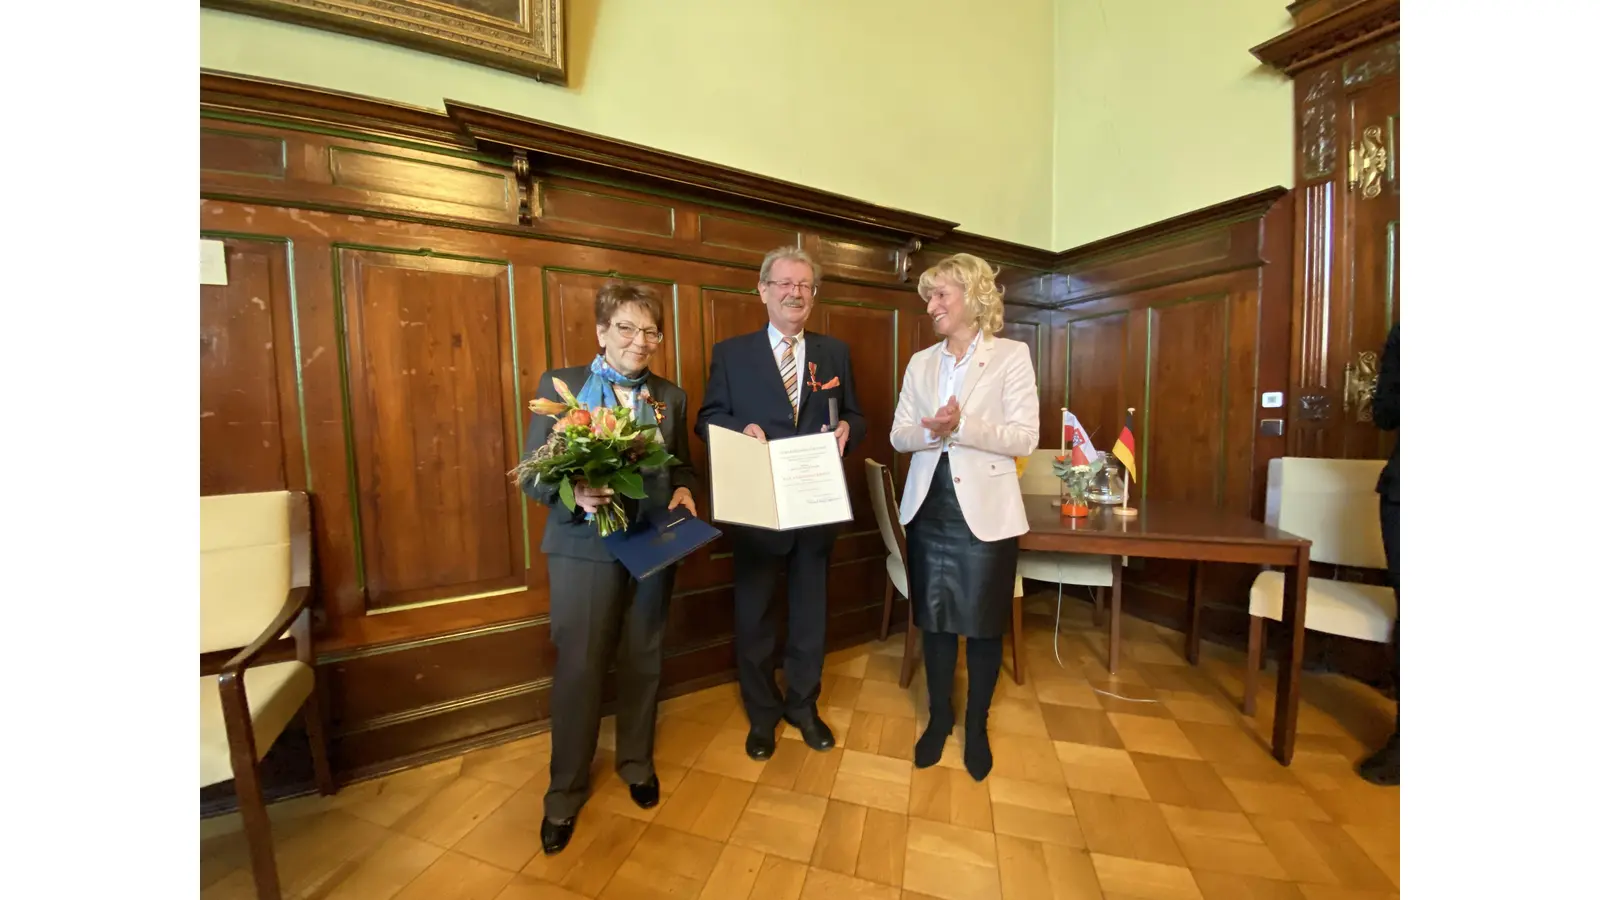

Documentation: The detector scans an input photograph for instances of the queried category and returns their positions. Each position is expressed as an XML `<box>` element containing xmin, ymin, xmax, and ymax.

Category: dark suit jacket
<box><xmin>695</xmin><ymin>328</ymin><xmax>866</xmax><ymax>553</ymax></box>
<box><xmin>1373</xmin><ymin>323</ymin><xmax>1399</xmax><ymax>502</ymax></box>
<box><xmin>520</xmin><ymin>367</ymin><xmax>700</xmax><ymax>563</ymax></box>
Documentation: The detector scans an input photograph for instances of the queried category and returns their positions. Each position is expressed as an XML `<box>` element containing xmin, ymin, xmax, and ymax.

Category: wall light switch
<box><xmin>1261</xmin><ymin>418</ymin><xmax>1285</xmax><ymax>436</ymax></box>
<box><xmin>1261</xmin><ymin>391</ymin><xmax>1284</xmax><ymax>408</ymax></box>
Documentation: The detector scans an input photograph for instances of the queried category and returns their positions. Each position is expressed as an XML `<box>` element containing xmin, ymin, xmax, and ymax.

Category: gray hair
<box><xmin>758</xmin><ymin>246</ymin><xmax>821</xmax><ymax>286</ymax></box>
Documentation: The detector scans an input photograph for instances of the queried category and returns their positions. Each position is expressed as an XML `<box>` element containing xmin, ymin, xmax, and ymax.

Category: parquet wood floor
<box><xmin>201</xmin><ymin>597</ymin><xmax>1400</xmax><ymax>899</ymax></box>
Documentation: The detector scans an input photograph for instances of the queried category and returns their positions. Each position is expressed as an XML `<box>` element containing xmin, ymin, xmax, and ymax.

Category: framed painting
<box><xmin>202</xmin><ymin>0</ymin><xmax>568</xmax><ymax>84</ymax></box>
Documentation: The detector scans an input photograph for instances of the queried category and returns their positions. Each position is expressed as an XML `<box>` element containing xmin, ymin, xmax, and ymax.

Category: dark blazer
<box><xmin>520</xmin><ymin>367</ymin><xmax>700</xmax><ymax>563</ymax></box>
<box><xmin>695</xmin><ymin>328</ymin><xmax>866</xmax><ymax>550</ymax></box>
<box><xmin>1373</xmin><ymin>323</ymin><xmax>1399</xmax><ymax>502</ymax></box>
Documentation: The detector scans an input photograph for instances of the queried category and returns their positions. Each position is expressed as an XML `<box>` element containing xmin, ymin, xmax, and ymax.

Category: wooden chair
<box><xmin>866</xmin><ymin>459</ymin><xmax>1028</xmax><ymax>687</ymax></box>
<box><xmin>1014</xmin><ymin>449</ymin><xmax>1120</xmax><ymax>666</ymax></box>
<box><xmin>1243</xmin><ymin>458</ymin><xmax>1396</xmax><ymax>714</ymax></box>
<box><xmin>200</xmin><ymin>490</ymin><xmax>335</xmax><ymax>900</ymax></box>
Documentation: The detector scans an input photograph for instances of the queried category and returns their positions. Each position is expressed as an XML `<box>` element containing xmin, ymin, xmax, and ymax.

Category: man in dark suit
<box><xmin>1359</xmin><ymin>322</ymin><xmax>1399</xmax><ymax>786</ymax></box>
<box><xmin>695</xmin><ymin>246</ymin><xmax>866</xmax><ymax>761</ymax></box>
<box><xmin>520</xmin><ymin>283</ymin><xmax>699</xmax><ymax>853</ymax></box>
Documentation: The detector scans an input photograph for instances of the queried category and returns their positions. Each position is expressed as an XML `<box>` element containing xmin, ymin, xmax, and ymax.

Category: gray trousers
<box><xmin>544</xmin><ymin>555</ymin><xmax>675</xmax><ymax>821</ymax></box>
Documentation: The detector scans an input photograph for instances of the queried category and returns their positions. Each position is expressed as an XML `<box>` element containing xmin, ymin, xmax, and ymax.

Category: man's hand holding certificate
<box><xmin>707</xmin><ymin>424</ymin><xmax>854</xmax><ymax>531</ymax></box>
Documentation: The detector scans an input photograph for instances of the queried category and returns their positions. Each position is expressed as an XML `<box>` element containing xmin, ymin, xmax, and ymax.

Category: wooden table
<box><xmin>1018</xmin><ymin>495</ymin><xmax>1312</xmax><ymax>765</ymax></box>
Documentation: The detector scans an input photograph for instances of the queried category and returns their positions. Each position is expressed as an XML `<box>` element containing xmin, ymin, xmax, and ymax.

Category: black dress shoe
<box><xmin>628</xmin><ymin>775</ymin><xmax>660</xmax><ymax>809</ymax></box>
<box><xmin>784</xmin><ymin>714</ymin><xmax>836</xmax><ymax>752</ymax></box>
<box><xmin>745</xmin><ymin>727</ymin><xmax>776</xmax><ymax>761</ymax></box>
<box><xmin>540</xmin><ymin>816</ymin><xmax>574</xmax><ymax>855</ymax></box>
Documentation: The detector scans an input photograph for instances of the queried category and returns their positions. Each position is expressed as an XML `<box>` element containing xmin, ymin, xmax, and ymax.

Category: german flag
<box><xmin>1112</xmin><ymin>411</ymin><xmax>1138</xmax><ymax>483</ymax></box>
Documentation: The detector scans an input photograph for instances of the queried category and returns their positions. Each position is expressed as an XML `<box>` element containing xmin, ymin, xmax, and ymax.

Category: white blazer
<box><xmin>890</xmin><ymin>335</ymin><xmax>1040</xmax><ymax>542</ymax></box>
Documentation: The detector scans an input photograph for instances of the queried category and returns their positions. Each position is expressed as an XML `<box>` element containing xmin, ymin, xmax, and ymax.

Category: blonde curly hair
<box><xmin>916</xmin><ymin>253</ymin><xmax>1005</xmax><ymax>337</ymax></box>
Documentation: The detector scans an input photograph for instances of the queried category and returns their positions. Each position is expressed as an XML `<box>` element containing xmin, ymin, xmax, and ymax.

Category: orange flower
<box><xmin>530</xmin><ymin>396</ymin><xmax>568</xmax><ymax>416</ymax></box>
<box><xmin>592</xmin><ymin>407</ymin><xmax>620</xmax><ymax>439</ymax></box>
<box><xmin>567</xmin><ymin>409</ymin><xmax>592</xmax><ymax>428</ymax></box>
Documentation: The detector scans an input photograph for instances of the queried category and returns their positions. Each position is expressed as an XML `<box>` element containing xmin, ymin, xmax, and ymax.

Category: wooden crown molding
<box><xmin>200</xmin><ymin>70</ymin><xmax>959</xmax><ymax>244</ymax></box>
<box><xmin>443</xmin><ymin>101</ymin><xmax>960</xmax><ymax>242</ymax></box>
<box><xmin>925</xmin><ymin>230</ymin><xmax>1060</xmax><ymax>272</ymax></box>
<box><xmin>1251</xmin><ymin>0</ymin><xmax>1399</xmax><ymax>76</ymax></box>
<box><xmin>198</xmin><ymin>72</ymin><xmax>1287</xmax><ymax>280</ymax></box>
<box><xmin>200</xmin><ymin>70</ymin><xmax>466</xmax><ymax>147</ymax></box>
<box><xmin>1056</xmin><ymin>187</ymin><xmax>1290</xmax><ymax>271</ymax></box>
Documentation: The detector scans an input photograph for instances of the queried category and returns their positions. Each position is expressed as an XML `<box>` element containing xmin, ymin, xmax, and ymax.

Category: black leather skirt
<box><xmin>906</xmin><ymin>455</ymin><xmax>1018</xmax><ymax>638</ymax></box>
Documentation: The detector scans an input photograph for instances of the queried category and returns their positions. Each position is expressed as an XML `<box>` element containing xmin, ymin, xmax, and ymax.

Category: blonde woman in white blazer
<box><xmin>889</xmin><ymin>253</ymin><xmax>1040</xmax><ymax>781</ymax></box>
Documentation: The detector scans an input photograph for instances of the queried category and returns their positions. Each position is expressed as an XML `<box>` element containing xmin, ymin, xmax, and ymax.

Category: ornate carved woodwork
<box><xmin>1253</xmin><ymin>1</ymin><xmax>1399</xmax><ymax>462</ymax></box>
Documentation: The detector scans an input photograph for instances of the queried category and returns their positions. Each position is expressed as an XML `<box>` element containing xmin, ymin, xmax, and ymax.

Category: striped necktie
<box><xmin>779</xmin><ymin>335</ymin><xmax>799</xmax><ymax>424</ymax></box>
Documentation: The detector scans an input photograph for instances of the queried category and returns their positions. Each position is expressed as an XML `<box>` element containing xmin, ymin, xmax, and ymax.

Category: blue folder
<box><xmin>602</xmin><ymin>505</ymin><xmax>722</xmax><ymax>581</ymax></box>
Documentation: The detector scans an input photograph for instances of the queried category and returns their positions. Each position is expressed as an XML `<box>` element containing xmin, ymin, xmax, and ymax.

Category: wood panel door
<box><xmin>1288</xmin><ymin>39</ymin><xmax>1399</xmax><ymax>462</ymax></box>
<box><xmin>1341</xmin><ymin>66</ymin><xmax>1399</xmax><ymax>462</ymax></box>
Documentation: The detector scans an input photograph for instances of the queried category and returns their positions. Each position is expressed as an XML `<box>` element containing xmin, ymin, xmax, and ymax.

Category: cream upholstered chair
<box><xmin>1014</xmin><ymin>449</ymin><xmax>1119</xmax><ymax>666</ymax></box>
<box><xmin>201</xmin><ymin>490</ymin><xmax>334</xmax><ymax>900</ymax></box>
<box><xmin>866</xmin><ymin>459</ymin><xmax>1029</xmax><ymax>686</ymax></box>
<box><xmin>1243</xmin><ymin>457</ymin><xmax>1396</xmax><ymax>714</ymax></box>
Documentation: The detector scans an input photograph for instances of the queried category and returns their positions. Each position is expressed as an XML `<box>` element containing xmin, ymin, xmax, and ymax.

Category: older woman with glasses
<box><xmin>519</xmin><ymin>281</ymin><xmax>699</xmax><ymax>855</ymax></box>
<box><xmin>890</xmin><ymin>253</ymin><xmax>1039</xmax><ymax>782</ymax></box>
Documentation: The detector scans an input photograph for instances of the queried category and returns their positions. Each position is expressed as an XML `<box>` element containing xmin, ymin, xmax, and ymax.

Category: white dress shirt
<box><xmin>926</xmin><ymin>335</ymin><xmax>978</xmax><ymax>451</ymax></box>
<box><xmin>767</xmin><ymin>323</ymin><xmax>806</xmax><ymax>378</ymax></box>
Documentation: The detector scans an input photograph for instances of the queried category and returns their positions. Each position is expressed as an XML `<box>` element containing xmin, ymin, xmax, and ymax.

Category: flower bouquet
<box><xmin>509</xmin><ymin>377</ymin><xmax>676</xmax><ymax>537</ymax></box>
<box><xmin>1053</xmin><ymin>443</ymin><xmax>1103</xmax><ymax>519</ymax></box>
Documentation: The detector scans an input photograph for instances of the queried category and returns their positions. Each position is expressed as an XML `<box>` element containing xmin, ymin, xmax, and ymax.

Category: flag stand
<box><xmin>1112</xmin><ymin>406</ymin><xmax>1139</xmax><ymax>517</ymax></box>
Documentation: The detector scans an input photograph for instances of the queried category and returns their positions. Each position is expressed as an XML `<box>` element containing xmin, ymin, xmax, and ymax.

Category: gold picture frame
<box><xmin>203</xmin><ymin>0</ymin><xmax>568</xmax><ymax>84</ymax></box>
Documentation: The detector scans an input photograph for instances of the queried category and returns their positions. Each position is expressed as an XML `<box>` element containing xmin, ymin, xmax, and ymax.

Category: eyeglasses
<box><xmin>763</xmin><ymin>280</ymin><xmax>818</xmax><ymax>297</ymax></box>
<box><xmin>609</xmin><ymin>322</ymin><xmax>665</xmax><ymax>344</ymax></box>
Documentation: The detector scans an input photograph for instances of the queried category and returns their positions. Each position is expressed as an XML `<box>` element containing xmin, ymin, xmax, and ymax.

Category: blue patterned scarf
<box><xmin>576</xmin><ymin>354</ymin><xmax>658</xmax><ymax>427</ymax></box>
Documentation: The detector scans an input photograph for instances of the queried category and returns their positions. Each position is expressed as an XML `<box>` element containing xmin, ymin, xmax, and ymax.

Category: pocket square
<box><xmin>816</xmin><ymin>376</ymin><xmax>840</xmax><ymax>390</ymax></box>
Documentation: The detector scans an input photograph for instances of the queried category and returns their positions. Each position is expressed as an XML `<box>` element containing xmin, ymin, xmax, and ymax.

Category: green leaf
<box><xmin>612</xmin><ymin>469</ymin><xmax>647</xmax><ymax>499</ymax></box>
<box><xmin>638</xmin><ymin>448</ymin><xmax>673</xmax><ymax>468</ymax></box>
<box><xmin>558</xmin><ymin>477</ymin><xmax>576</xmax><ymax>511</ymax></box>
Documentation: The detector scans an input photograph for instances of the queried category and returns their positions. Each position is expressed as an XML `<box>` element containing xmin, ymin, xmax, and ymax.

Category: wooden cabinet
<box><xmin>1253</xmin><ymin>0</ymin><xmax>1400</xmax><ymax>462</ymax></box>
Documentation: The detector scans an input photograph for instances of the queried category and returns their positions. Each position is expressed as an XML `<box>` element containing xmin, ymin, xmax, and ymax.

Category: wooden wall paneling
<box><xmin>1254</xmin><ymin>5</ymin><xmax>1399</xmax><ymax>465</ymax></box>
<box><xmin>198</xmin><ymin>76</ymin><xmax>1357</xmax><ymax>815</ymax></box>
<box><xmin>698</xmin><ymin>212</ymin><xmax>802</xmax><ymax>259</ymax></box>
<box><xmin>1252</xmin><ymin>197</ymin><xmax>1296</xmax><ymax>521</ymax></box>
<box><xmin>1061</xmin><ymin>307</ymin><xmax>1133</xmax><ymax>462</ymax></box>
<box><xmin>809</xmin><ymin>289</ymin><xmax>903</xmax><ymax>562</ymax></box>
<box><xmin>997</xmin><ymin>305</ymin><xmax>1061</xmax><ymax>444</ymax></box>
<box><xmin>1287</xmin><ymin>70</ymin><xmax>1342</xmax><ymax>459</ymax></box>
<box><xmin>202</xmin><ymin>120</ymin><xmax>519</xmax><ymax>228</ymax></box>
<box><xmin>335</xmin><ymin>249</ymin><xmax>528</xmax><ymax>612</ymax></box>
<box><xmin>1340</xmin><ymin>61</ymin><xmax>1399</xmax><ymax>463</ymax></box>
<box><xmin>199</xmin><ymin>234</ymin><xmax>305</xmax><ymax>496</ymax></box>
<box><xmin>1049</xmin><ymin>193</ymin><xmax>1303</xmax><ymax>675</ymax></box>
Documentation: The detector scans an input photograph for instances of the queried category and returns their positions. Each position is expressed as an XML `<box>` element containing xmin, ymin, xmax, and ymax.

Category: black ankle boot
<box><xmin>915</xmin><ymin>713</ymin><xmax>953</xmax><ymax>768</ymax></box>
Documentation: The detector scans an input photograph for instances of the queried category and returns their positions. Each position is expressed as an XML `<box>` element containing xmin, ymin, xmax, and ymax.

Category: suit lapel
<box><xmin>923</xmin><ymin>342</ymin><xmax>943</xmax><ymax>409</ymax></box>
<box><xmin>956</xmin><ymin>336</ymin><xmax>996</xmax><ymax>410</ymax></box>
<box><xmin>797</xmin><ymin>333</ymin><xmax>817</xmax><ymax>418</ymax></box>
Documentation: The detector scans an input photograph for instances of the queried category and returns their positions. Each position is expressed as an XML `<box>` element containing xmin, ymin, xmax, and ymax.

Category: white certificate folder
<box><xmin>707</xmin><ymin>424</ymin><xmax>855</xmax><ymax>531</ymax></box>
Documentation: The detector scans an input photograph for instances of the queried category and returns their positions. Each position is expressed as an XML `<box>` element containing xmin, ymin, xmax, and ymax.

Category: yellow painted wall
<box><xmin>201</xmin><ymin>1</ymin><xmax>1295</xmax><ymax>252</ymax></box>
<box><xmin>201</xmin><ymin>0</ymin><xmax>1057</xmax><ymax>248</ymax></box>
<box><xmin>1052</xmin><ymin>0</ymin><xmax>1295</xmax><ymax>248</ymax></box>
